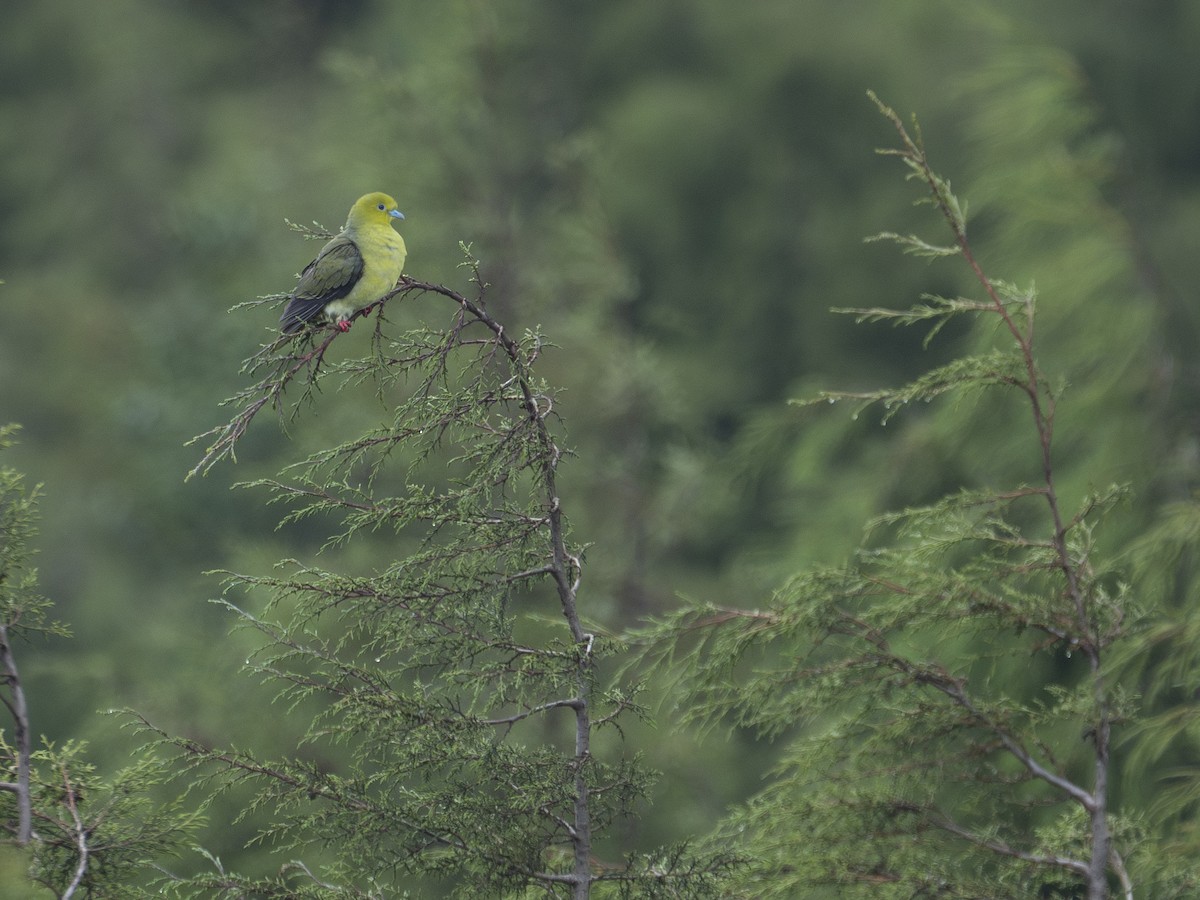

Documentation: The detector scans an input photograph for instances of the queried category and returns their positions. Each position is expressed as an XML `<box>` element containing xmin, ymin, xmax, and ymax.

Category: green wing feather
<box><xmin>280</xmin><ymin>236</ymin><xmax>365</xmax><ymax>333</ymax></box>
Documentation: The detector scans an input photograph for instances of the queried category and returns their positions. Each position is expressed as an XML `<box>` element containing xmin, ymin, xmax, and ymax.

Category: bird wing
<box><xmin>280</xmin><ymin>235</ymin><xmax>365</xmax><ymax>333</ymax></box>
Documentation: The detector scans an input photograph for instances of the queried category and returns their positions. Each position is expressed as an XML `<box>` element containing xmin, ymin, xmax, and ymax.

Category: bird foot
<box><xmin>337</xmin><ymin>321</ymin><xmax>352</xmax><ymax>332</ymax></box>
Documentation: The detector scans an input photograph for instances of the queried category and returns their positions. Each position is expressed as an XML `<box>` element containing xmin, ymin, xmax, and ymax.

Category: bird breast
<box><xmin>347</xmin><ymin>228</ymin><xmax>407</xmax><ymax>305</ymax></box>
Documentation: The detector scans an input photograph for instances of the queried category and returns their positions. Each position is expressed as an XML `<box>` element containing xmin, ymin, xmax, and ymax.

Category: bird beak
<box><xmin>390</xmin><ymin>209</ymin><xmax>405</xmax><ymax>220</ymax></box>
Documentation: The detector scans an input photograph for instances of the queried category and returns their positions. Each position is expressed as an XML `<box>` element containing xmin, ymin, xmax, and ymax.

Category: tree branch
<box><xmin>59</xmin><ymin>765</ymin><xmax>89</xmax><ymax>900</ymax></box>
<box><xmin>0</xmin><ymin>624</ymin><xmax>31</xmax><ymax>844</ymax></box>
<box><xmin>870</xmin><ymin>93</ymin><xmax>1116</xmax><ymax>897</ymax></box>
<box><xmin>926</xmin><ymin>807</ymin><xmax>1089</xmax><ymax>876</ymax></box>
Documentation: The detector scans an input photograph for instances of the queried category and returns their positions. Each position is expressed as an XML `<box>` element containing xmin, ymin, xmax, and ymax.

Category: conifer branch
<box><xmin>170</xmin><ymin>245</ymin><xmax>726</xmax><ymax>896</ymax></box>
<box><xmin>398</xmin><ymin>272</ymin><xmax>597</xmax><ymax>895</ymax></box>
<box><xmin>841</xmin><ymin>610</ymin><xmax>1097</xmax><ymax>811</ymax></box>
<box><xmin>868</xmin><ymin>91</ymin><xmax>1087</xmax><ymax>647</ymax></box>
<box><xmin>626</xmin><ymin>94</ymin><xmax>1135</xmax><ymax>897</ymax></box>
<box><xmin>868</xmin><ymin>92</ymin><xmax>1115</xmax><ymax>898</ymax></box>
<box><xmin>922</xmin><ymin>807</ymin><xmax>1090</xmax><ymax>876</ymax></box>
<box><xmin>59</xmin><ymin>764</ymin><xmax>90</xmax><ymax>900</ymax></box>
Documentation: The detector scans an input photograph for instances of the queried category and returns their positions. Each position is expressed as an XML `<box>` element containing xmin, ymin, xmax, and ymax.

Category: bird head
<box><xmin>347</xmin><ymin>192</ymin><xmax>405</xmax><ymax>229</ymax></box>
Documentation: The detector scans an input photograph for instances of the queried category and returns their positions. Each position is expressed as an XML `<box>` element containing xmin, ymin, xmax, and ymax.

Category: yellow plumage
<box><xmin>280</xmin><ymin>192</ymin><xmax>407</xmax><ymax>333</ymax></box>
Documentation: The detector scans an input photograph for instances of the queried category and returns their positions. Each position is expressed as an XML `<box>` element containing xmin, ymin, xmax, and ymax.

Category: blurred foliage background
<box><xmin>2</xmin><ymin>0</ymin><xmax>1199</xmax><ymax>883</ymax></box>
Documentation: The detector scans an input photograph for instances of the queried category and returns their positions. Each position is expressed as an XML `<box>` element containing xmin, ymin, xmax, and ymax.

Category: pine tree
<box><xmin>628</xmin><ymin>95</ymin><xmax>1200</xmax><ymax>898</ymax></box>
<box><xmin>156</xmin><ymin>250</ymin><xmax>732</xmax><ymax>897</ymax></box>
<box><xmin>0</xmin><ymin>426</ymin><xmax>196</xmax><ymax>898</ymax></box>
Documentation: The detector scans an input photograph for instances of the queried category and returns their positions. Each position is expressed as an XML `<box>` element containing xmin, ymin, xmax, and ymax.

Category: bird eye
<box><xmin>377</xmin><ymin>203</ymin><xmax>386</xmax><ymax>210</ymax></box>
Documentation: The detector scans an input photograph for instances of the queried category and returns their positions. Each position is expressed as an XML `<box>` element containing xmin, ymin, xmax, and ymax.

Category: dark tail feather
<box><xmin>280</xmin><ymin>297</ymin><xmax>324</xmax><ymax>334</ymax></box>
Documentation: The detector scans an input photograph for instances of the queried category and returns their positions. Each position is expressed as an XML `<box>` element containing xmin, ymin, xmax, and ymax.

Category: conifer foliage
<box><xmin>161</xmin><ymin>252</ymin><xmax>728</xmax><ymax>897</ymax></box>
<box><xmin>630</xmin><ymin>95</ymin><xmax>1191</xmax><ymax>898</ymax></box>
<box><xmin>0</xmin><ymin>428</ymin><xmax>195</xmax><ymax>898</ymax></box>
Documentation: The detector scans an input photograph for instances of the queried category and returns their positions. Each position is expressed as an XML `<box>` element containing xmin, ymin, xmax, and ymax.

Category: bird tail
<box><xmin>280</xmin><ymin>296</ymin><xmax>324</xmax><ymax>334</ymax></box>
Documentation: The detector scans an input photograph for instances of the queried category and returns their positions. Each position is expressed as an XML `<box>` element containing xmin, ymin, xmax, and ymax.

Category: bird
<box><xmin>279</xmin><ymin>192</ymin><xmax>407</xmax><ymax>334</ymax></box>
